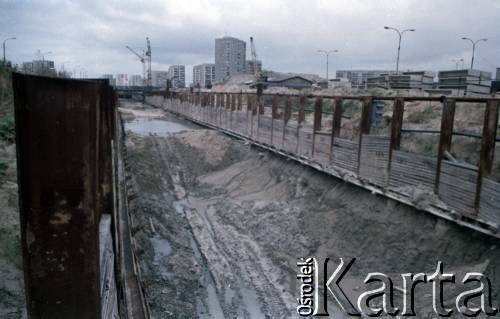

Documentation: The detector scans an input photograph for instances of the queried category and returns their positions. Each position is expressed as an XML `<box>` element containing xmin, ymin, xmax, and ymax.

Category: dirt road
<box><xmin>123</xmin><ymin>101</ymin><xmax>500</xmax><ymax>318</ymax></box>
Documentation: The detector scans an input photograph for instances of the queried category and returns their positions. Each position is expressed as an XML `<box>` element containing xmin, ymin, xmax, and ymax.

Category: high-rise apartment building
<box><xmin>214</xmin><ymin>36</ymin><xmax>246</xmax><ymax>82</ymax></box>
<box><xmin>151</xmin><ymin>71</ymin><xmax>169</xmax><ymax>87</ymax></box>
<box><xmin>168</xmin><ymin>65</ymin><xmax>186</xmax><ymax>88</ymax></box>
<box><xmin>193</xmin><ymin>63</ymin><xmax>216</xmax><ymax>88</ymax></box>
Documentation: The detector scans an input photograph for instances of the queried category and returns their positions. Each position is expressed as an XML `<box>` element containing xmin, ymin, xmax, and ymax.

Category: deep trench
<box><xmin>121</xmin><ymin>100</ymin><xmax>500</xmax><ymax>319</ymax></box>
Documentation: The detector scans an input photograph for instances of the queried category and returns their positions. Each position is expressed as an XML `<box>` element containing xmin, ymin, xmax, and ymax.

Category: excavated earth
<box><xmin>122</xmin><ymin>101</ymin><xmax>500</xmax><ymax>319</ymax></box>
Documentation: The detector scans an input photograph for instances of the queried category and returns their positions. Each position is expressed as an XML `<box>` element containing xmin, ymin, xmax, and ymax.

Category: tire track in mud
<box><xmin>151</xmin><ymin>135</ymin><xmax>292</xmax><ymax>318</ymax></box>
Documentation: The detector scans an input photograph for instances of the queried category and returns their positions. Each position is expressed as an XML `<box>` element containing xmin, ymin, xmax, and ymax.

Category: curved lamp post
<box><xmin>2</xmin><ymin>37</ymin><xmax>16</xmax><ymax>64</ymax></box>
<box><xmin>461</xmin><ymin>37</ymin><xmax>487</xmax><ymax>70</ymax></box>
<box><xmin>384</xmin><ymin>26</ymin><xmax>415</xmax><ymax>74</ymax></box>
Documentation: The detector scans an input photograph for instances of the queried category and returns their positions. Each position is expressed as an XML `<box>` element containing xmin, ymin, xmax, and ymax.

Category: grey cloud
<box><xmin>1</xmin><ymin>0</ymin><xmax>498</xmax><ymax>81</ymax></box>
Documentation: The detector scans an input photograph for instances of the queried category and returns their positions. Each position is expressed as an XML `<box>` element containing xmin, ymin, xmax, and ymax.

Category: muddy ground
<box><xmin>123</xmin><ymin>101</ymin><xmax>500</xmax><ymax>318</ymax></box>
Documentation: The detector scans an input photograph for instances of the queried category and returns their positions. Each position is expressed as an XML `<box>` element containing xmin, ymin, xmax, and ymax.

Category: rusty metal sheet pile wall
<box><xmin>146</xmin><ymin>92</ymin><xmax>500</xmax><ymax>238</ymax></box>
<box><xmin>13</xmin><ymin>74</ymin><xmax>107</xmax><ymax>318</ymax></box>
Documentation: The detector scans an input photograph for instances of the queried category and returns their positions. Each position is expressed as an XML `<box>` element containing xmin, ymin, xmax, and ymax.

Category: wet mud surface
<box><xmin>122</xmin><ymin>101</ymin><xmax>500</xmax><ymax>318</ymax></box>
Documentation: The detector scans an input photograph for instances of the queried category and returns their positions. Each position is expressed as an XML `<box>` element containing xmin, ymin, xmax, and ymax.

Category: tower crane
<box><xmin>125</xmin><ymin>37</ymin><xmax>152</xmax><ymax>87</ymax></box>
<box><xmin>249</xmin><ymin>36</ymin><xmax>263</xmax><ymax>95</ymax></box>
<box><xmin>125</xmin><ymin>45</ymin><xmax>146</xmax><ymax>86</ymax></box>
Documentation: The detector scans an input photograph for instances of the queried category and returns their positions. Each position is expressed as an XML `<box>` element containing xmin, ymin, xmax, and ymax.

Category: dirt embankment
<box><xmin>0</xmin><ymin>141</ymin><xmax>25</xmax><ymax>319</ymax></box>
<box><xmin>124</xmin><ymin>106</ymin><xmax>500</xmax><ymax>318</ymax></box>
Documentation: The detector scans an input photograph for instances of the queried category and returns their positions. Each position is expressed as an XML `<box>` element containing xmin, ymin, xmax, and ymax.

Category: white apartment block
<box><xmin>193</xmin><ymin>63</ymin><xmax>216</xmax><ymax>88</ymax></box>
<box><xmin>168</xmin><ymin>65</ymin><xmax>186</xmax><ymax>88</ymax></box>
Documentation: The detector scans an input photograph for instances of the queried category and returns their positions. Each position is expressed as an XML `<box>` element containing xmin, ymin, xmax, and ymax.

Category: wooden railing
<box><xmin>146</xmin><ymin>91</ymin><xmax>500</xmax><ymax>237</ymax></box>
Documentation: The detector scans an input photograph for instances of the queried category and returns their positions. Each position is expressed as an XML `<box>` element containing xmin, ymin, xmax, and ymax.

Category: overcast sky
<box><xmin>1</xmin><ymin>0</ymin><xmax>499</xmax><ymax>83</ymax></box>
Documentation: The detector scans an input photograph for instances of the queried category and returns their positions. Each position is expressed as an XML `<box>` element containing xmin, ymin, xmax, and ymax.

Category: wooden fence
<box><xmin>146</xmin><ymin>92</ymin><xmax>500</xmax><ymax>238</ymax></box>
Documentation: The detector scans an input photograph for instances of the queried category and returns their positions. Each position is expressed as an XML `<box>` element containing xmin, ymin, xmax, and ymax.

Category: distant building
<box><xmin>496</xmin><ymin>67</ymin><xmax>500</xmax><ymax>80</ymax></box>
<box><xmin>129</xmin><ymin>74</ymin><xmax>143</xmax><ymax>86</ymax></box>
<box><xmin>214</xmin><ymin>36</ymin><xmax>246</xmax><ymax>82</ymax></box>
<box><xmin>151</xmin><ymin>71</ymin><xmax>169</xmax><ymax>88</ymax></box>
<box><xmin>367</xmin><ymin>71</ymin><xmax>435</xmax><ymax>90</ymax></box>
<box><xmin>22</xmin><ymin>60</ymin><xmax>56</xmax><ymax>75</ymax></box>
<box><xmin>101</xmin><ymin>74</ymin><xmax>116</xmax><ymax>86</ymax></box>
<box><xmin>438</xmin><ymin>69</ymin><xmax>491</xmax><ymax>96</ymax></box>
<box><xmin>116</xmin><ymin>74</ymin><xmax>128</xmax><ymax>86</ymax></box>
<box><xmin>245</xmin><ymin>60</ymin><xmax>262</xmax><ymax>75</ymax></box>
<box><xmin>168</xmin><ymin>65</ymin><xmax>186</xmax><ymax>88</ymax></box>
<box><xmin>193</xmin><ymin>63</ymin><xmax>215</xmax><ymax>88</ymax></box>
<box><xmin>336</xmin><ymin>70</ymin><xmax>394</xmax><ymax>89</ymax></box>
<box><xmin>266</xmin><ymin>76</ymin><xmax>313</xmax><ymax>89</ymax></box>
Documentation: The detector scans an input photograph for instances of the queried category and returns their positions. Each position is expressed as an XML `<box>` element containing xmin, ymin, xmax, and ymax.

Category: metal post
<box><xmin>388</xmin><ymin>98</ymin><xmax>405</xmax><ymax>173</ymax></box>
<box><xmin>312</xmin><ymin>96</ymin><xmax>323</xmax><ymax>157</ymax></box>
<box><xmin>330</xmin><ymin>97</ymin><xmax>343</xmax><ymax>163</ymax></box>
<box><xmin>357</xmin><ymin>97</ymin><xmax>373</xmax><ymax>174</ymax></box>
<box><xmin>283</xmin><ymin>96</ymin><xmax>291</xmax><ymax>148</ymax></box>
<box><xmin>474</xmin><ymin>100</ymin><xmax>499</xmax><ymax>212</ymax></box>
<box><xmin>435</xmin><ymin>98</ymin><xmax>456</xmax><ymax>193</ymax></box>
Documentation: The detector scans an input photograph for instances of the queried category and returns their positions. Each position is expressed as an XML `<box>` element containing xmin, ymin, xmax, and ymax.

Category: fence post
<box><xmin>257</xmin><ymin>94</ymin><xmax>262</xmax><ymax>140</ymax></box>
<box><xmin>283</xmin><ymin>96</ymin><xmax>291</xmax><ymax>148</ymax></box>
<box><xmin>357</xmin><ymin>97</ymin><xmax>373</xmax><ymax>175</ymax></box>
<box><xmin>231</xmin><ymin>94</ymin><xmax>236</xmax><ymax>130</ymax></box>
<box><xmin>312</xmin><ymin>96</ymin><xmax>323</xmax><ymax>157</ymax></box>
<box><xmin>474</xmin><ymin>100</ymin><xmax>499</xmax><ymax>212</ymax></box>
<box><xmin>388</xmin><ymin>98</ymin><xmax>405</xmax><ymax>173</ymax></box>
<box><xmin>435</xmin><ymin>98</ymin><xmax>456</xmax><ymax>193</ymax></box>
<box><xmin>297</xmin><ymin>96</ymin><xmax>306</xmax><ymax>154</ymax></box>
<box><xmin>271</xmin><ymin>95</ymin><xmax>279</xmax><ymax>145</ymax></box>
<box><xmin>330</xmin><ymin>97</ymin><xmax>343</xmax><ymax>163</ymax></box>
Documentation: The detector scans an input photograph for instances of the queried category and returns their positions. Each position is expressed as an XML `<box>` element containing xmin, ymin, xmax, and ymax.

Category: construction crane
<box><xmin>125</xmin><ymin>37</ymin><xmax>152</xmax><ymax>87</ymax></box>
<box><xmin>125</xmin><ymin>45</ymin><xmax>146</xmax><ymax>85</ymax></box>
<box><xmin>249</xmin><ymin>36</ymin><xmax>263</xmax><ymax>95</ymax></box>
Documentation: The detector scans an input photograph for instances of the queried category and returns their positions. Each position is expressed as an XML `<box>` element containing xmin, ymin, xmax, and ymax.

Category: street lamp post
<box><xmin>2</xmin><ymin>37</ymin><xmax>16</xmax><ymax>65</ymax></box>
<box><xmin>317</xmin><ymin>49</ymin><xmax>338</xmax><ymax>82</ymax></box>
<box><xmin>384</xmin><ymin>26</ymin><xmax>415</xmax><ymax>74</ymax></box>
<box><xmin>461</xmin><ymin>37</ymin><xmax>487</xmax><ymax>70</ymax></box>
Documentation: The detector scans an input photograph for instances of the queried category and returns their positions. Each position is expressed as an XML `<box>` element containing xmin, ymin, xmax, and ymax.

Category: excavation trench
<box><xmin>122</xmin><ymin>101</ymin><xmax>500</xmax><ymax>318</ymax></box>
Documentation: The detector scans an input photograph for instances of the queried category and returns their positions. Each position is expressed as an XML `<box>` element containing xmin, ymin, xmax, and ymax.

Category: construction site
<box><xmin>2</xmin><ymin>1</ymin><xmax>500</xmax><ymax>318</ymax></box>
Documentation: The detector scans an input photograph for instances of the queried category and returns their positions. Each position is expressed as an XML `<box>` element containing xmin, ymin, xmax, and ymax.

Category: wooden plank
<box><xmin>439</xmin><ymin>161</ymin><xmax>477</xmax><ymax>216</ymax></box>
<box><xmin>479</xmin><ymin>178</ymin><xmax>500</xmax><ymax>225</ymax></box>
<box><xmin>359</xmin><ymin>135</ymin><xmax>391</xmax><ymax>186</ymax></box>
<box><xmin>388</xmin><ymin>151</ymin><xmax>437</xmax><ymax>191</ymax></box>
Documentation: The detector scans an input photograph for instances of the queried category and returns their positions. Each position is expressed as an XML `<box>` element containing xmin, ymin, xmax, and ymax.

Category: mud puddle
<box><xmin>125</xmin><ymin>118</ymin><xmax>193</xmax><ymax>136</ymax></box>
